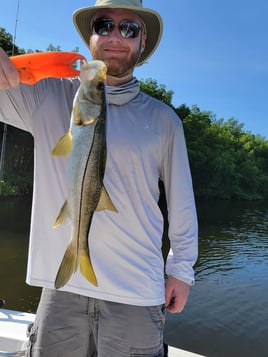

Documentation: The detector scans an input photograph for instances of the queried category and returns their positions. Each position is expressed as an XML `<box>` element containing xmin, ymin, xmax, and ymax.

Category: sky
<box><xmin>1</xmin><ymin>0</ymin><xmax>268</xmax><ymax>139</ymax></box>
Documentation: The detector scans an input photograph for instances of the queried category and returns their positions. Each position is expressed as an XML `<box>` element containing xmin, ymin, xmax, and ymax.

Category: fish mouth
<box><xmin>98</xmin><ymin>63</ymin><xmax>107</xmax><ymax>82</ymax></box>
<box><xmin>93</xmin><ymin>61</ymin><xmax>107</xmax><ymax>81</ymax></box>
<box><xmin>81</xmin><ymin>60</ymin><xmax>107</xmax><ymax>82</ymax></box>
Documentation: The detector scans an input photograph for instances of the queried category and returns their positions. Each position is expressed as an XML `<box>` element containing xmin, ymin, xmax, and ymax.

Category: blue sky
<box><xmin>1</xmin><ymin>0</ymin><xmax>268</xmax><ymax>139</ymax></box>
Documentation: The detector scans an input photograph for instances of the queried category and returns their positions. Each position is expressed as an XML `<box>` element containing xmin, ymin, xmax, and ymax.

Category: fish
<box><xmin>51</xmin><ymin>59</ymin><xmax>117</xmax><ymax>289</ymax></box>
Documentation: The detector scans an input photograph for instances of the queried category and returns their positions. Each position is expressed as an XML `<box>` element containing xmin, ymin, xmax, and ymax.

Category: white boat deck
<box><xmin>0</xmin><ymin>309</ymin><xmax>205</xmax><ymax>356</ymax></box>
<box><xmin>0</xmin><ymin>309</ymin><xmax>35</xmax><ymax>356</ymax></box>
<box><xmin>168</xmin><ymin>346</ymin><xmax>205</xmax><ymax>357</ymax></box>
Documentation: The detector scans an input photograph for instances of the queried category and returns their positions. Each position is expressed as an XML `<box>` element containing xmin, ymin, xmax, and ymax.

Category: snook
<box><xmin>51</xmin><ymin>60</ymin><xmax>117</xmax><ymax>289</ymax></box>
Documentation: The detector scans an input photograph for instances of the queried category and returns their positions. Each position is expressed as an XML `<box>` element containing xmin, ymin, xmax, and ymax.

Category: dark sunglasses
<box><xmin>92</xmin><ymin>18</ymin><xmax>142</xmax><ymax>39</ymax></box>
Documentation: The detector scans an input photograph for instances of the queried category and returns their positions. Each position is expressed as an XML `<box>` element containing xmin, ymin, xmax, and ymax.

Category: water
<box><xmin>165</xmin><ymin>200</ymin><xmax>268</xmax><ymax>357</ymax></box>
<box><xmin>0</xmin><ymin>196</ymin><xmax>41</xmax><ymax>312</ymax></box>
<box><xmin>0</xmin><ymin>197</ymin><xmax>268</xmax><ymax>357</ymax></box>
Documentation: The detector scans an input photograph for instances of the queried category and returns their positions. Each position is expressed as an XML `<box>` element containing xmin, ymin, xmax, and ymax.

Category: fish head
<box><xmin>75</xmin><ymin>60</ymin><xmax>107</xmax><ymax>126</ymax></box>
<box><xmin>80</xmin><ymin>59</ymin><xmax>107</xmax><ymax>81</ymax></box>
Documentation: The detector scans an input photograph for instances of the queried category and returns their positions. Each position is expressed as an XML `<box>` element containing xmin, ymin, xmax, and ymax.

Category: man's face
<box><xmin>89</xmin><ymin>9</ymin><xmax>146</xmax><ymax>77</ymax></box>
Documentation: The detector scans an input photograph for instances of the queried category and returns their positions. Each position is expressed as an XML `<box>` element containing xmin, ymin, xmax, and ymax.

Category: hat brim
<box><xmin>73</xmin><ymin>5</ymin><xmax>163</xmax><ymax>66</ymax></box>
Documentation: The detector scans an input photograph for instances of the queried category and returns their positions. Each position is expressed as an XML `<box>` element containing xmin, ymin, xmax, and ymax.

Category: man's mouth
<box><xmin>104</xmin><ymin>47</ymin><xmax>127</xmax><ymax>55</ymax></box>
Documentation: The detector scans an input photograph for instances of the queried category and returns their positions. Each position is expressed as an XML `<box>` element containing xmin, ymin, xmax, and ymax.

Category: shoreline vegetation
<box><xmin>0</xmin><ymin>27</ymin><xmax>268</xmax><ymax>200</ymax></box>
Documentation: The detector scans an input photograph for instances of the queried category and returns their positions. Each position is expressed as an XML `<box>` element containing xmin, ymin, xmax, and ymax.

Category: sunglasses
<box><xmin>92</xmin><ymin>18</ymin><xmax>142</xmax><ymax>39</ymax></box>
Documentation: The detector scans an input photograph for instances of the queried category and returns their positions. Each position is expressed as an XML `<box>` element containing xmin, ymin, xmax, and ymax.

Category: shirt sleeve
<box><xmin>0</xmin><ymin>82</ymin><xmax>49</xmax><ymax>133</ymax></box>
<box><xmin>0</xmin><ymin>78</ymin><xmax>79</xmax><ymax>134</ymax></box>
<box><xmin>161</xmin><ymin>113</ymin><xmax>198</xmax><ymax>285</ymax></box>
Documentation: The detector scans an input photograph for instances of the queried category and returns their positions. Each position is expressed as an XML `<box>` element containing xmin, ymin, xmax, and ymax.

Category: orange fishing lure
<box><xmin>10</xmin><ymin>52</ymin><xmax>86</xmax><ymax>85</ymax></box>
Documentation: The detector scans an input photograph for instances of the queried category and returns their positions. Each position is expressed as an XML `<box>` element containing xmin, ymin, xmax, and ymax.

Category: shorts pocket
<box><xmin>146</xmin><ymin>304</ymin><xmax>166</xmax><ymax>331</ymax></box>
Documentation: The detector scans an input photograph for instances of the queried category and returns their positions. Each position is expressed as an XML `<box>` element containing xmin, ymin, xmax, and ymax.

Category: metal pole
<box><xmin>0</xmin><ymin>0</ymin><xmax>20</xmax><ymax>195</ymax></box>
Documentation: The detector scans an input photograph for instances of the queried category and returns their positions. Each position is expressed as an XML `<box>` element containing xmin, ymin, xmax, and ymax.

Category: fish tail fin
<box><xmin>53</xmin><ymin>201</ymin><xmax>69</xmax><ymax>228</ymax></box>
<box><xmin>51</xmin><ymin>130</ymin><xmax>72</xmax><ymax>156</ymax></box>
<box><xmin>96</xmin><ymin>185</ymin><xmax>118</xmax><ymax>213</ymax></box>
<box><xmin>54</xmin><ymin>243</ymin><xmax>78</xmax><ymax>289</ymax></box>
<box><xmin>79</xmin><ymin>251</ymin><xmax>98</xmax><ymax>286</ymax></box>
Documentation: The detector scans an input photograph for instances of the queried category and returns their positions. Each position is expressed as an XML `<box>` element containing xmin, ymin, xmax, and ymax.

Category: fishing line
<box><xmin>12</xmin><ymin>0</ymin><xmax>20</xmax><ymax>56</ymax></box>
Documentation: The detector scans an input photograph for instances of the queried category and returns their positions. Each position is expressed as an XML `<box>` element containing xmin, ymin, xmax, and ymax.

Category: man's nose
<box><xmin>108</xmin><ymin>27</ymin><xmax>123</xmax><ymax>42</ymax></box>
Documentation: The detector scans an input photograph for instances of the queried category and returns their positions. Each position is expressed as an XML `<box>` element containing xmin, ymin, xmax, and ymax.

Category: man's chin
<box><xmin>106</xmin><ymin>65</ymin><xmax>131</xmax><ymax>77</ymax></box>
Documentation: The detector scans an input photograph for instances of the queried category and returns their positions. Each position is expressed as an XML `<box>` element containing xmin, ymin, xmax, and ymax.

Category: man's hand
<box><xmin>0</xmin><ymin>48</ymin><xmax>20</xmax><ymax>90</ymax></box>
<box><xmin>165</xmin><ymin>275</ymin><xmax>190</xmax><ymax>313</ymax></box>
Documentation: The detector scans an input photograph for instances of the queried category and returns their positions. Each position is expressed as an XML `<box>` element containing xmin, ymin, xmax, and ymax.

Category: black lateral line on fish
<box><xmin>76</xmin><ymin>123</ymin><xmax>99</xmax><ymax>246</ymax></box>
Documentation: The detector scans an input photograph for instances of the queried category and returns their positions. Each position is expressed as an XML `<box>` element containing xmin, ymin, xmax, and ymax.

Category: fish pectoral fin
<box><xmin>53</xmin><ymin>201</ymin><xmax>69</xmax><ymax>228</ymax></box>
<box><xmin>80</xmin><ymin>252</ymin><xmax>98</xmax><ymax>286</ymax></box>
<box><xmin>73</xmin><ymin>103</ymin><xmax>96</xmax><ymax>126</ymax></box>
<box><xmin>51</xmin><ymin>130</ymin><xmax>72</xmax><ymax>156</ymax></box>
<box><xmin>54</xmin><ymin>242</ymin><xmax>78</xmax><ymax>289</ymax></box>
<box><xmin>96</xmin><ymin>186</ymin><xmax>118</xmax><ymax>212</ymax></box>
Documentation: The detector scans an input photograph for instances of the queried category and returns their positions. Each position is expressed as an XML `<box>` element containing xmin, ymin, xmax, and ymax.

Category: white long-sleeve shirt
<box><xmin>0</xmin><ymin>77</ymin><xmax>198</xmax><ymax>306</ymax></box>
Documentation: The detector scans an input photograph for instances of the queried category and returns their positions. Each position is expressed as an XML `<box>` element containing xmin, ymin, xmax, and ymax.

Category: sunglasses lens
<box><xmin>93</xmin><ymin>19</ymin><xmax>114</xmax><ymax>36</ymax></box>
<box><xmin>119</xmin><ymin>21</ymin><xmax>140</xmax><ymax>38</ymax></box>
<box><xmin>92</xmin><ymin>19</ymin><xmax>141</xmax><ymax>39</ymax></box>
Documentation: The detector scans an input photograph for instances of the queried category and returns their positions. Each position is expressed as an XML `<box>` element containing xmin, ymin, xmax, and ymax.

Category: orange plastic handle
<box><xmin>10</xmin><ymin>52</ymin><xmax>86</xmax><ymax>85</ymax></box>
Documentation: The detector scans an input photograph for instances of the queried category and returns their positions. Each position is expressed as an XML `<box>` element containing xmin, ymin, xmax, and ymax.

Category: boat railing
<box><xmin>0</xmin><ymin>351</ymin><xmax>26</xmax><ymax>356</ymax></box>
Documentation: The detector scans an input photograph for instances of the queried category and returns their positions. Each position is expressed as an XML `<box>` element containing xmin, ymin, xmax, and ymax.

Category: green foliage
<box><xmin>1</xmin><ymin>172</ymin><xmax>33</xmax><ymax>196</ymax></box>
<box><xmin>0</xmin><ymin>27</ymin><xmax>24</xmax><ymax>55</ymax></box>
<box><xmin>0</xmin><ymin>123</ymin><xmax>34</xmax><ymax>196</ymax></box>
<box><xmin>140</xmin><ymin>78</ymin><xmax>174</xmax><ymax>106</ymax></box>
<box><xmin>46</xmin><ymin>43</ymin><xmax>80</xmax><ymax>53</ymax></box>
<box><xmin>47</xmin><ymin>43</ymin><xmax>61</xmax><ymax>52</ymax></box>
<box><xmin>179</xmin><ymin>106</ymin><xmax>268</xmax><ymax>200</ymax></box>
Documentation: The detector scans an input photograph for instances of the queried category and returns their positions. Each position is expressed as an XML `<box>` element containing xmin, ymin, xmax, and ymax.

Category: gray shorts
<box><xmin>26</xmin><ymin>288</ymin><xmax>166</xmax><ymax>357</ymax></box>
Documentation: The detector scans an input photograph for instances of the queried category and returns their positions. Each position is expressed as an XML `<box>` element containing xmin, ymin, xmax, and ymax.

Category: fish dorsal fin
<box><xmin>51</xmin><ymin>130</ymin><xmax>72</xmax><ymax>156</ymax></box>
<box><xmin>96</xmin><ymin>186</ymin><xmax>118</xmax><ymax>212</ymax></box>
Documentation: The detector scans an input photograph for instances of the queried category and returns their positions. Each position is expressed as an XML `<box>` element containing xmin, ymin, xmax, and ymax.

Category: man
<box><xmin>0</xmin><ymin>0</ymin><xmax>198</xmax><ymax>356</ymax></box>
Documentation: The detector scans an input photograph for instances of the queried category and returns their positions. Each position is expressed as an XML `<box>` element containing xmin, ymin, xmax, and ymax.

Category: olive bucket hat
<box><xmin>73</xmin><ymin>0</ymin><xmax>163</xmax><ymax>66</ymax></box>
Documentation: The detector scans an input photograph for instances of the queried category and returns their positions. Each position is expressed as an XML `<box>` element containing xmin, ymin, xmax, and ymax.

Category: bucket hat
<box><xmin>73</xmin><ymin>0</ymin><xmax>163</xmax><ymax>66</ymax></box>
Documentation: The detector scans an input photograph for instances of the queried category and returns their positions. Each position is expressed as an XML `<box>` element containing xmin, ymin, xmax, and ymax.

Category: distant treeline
<box><xmin>141</xmin><ymin>79</ymin><xmax>268</xmax><ymax>200</ymax></box>
<box><xmin>181</xmin><ymin>104</ymin><xmax>268</xmax><ymax>200</ymax></box>
<box><xmin>1</xmin><ymin>27</ymin><xmax>268</xmax><ymax>199</ymax></box>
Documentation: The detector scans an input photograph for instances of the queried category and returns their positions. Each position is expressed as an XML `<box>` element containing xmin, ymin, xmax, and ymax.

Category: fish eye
<box><xmin>96</xmin><ymin>81</ymin><xmax>104</xmax><ymax>91</ymax></box>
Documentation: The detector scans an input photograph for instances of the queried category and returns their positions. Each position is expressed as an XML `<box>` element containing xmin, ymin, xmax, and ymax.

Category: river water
<box><xmin>0</xmin><ymin>197</ymin><xmax>267</xmax><ymax>357</ymax></box>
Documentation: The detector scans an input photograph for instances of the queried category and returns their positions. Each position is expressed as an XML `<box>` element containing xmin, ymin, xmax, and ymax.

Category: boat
<box><xmin>0</xmin><ymin>308</ymin><xmax>205</xmax><ymax>357</ymax></box>
<box><xmin>0</xmin><ymin>308</ymin><xmax>34</xmax><ymax>356</ymax></box>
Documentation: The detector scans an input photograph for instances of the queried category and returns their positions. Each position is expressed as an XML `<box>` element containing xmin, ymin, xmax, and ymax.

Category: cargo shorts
<box><xmin>26</xmin><ymin>288</ymin><xmax>166</xmax><ymax>357</ymax></box>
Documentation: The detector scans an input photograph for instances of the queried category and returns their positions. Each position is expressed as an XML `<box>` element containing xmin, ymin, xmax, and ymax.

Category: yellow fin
<box><xmin>51</xmin><ymin>130</ymin><xmax>72</xmax><ymax>156</ymax></box>
<box><xmin>80</xmin><ymin>253</ymin><xmax>98</xmax><ymax>287</ymax></box>
<box><xmin>53</xmin><ymin>201</ymin><xmax>69</xmax><ymax>228</ymax></box>
<box><xmin>54</xmin><ymin>243</ymin><xmax>78</xmax><ymax>289</ymax></box>
<box><xmin>96</xmin><ymin>186</ymin><xmax>118</xmax><ymax>212</ymax></box>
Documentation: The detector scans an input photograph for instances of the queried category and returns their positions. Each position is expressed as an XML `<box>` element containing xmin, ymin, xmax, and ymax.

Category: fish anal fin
<box><xmin>80</xmin><ymin>253</ymin><xmax>98</xmax><ymax>286</ymax></box>
<box><xmin>53</xmin><ymin>201</ymin><xmax>69</xmax><ymax>228</ymax></box>
<box><xmin>54</xmin><ymin>242</ymin><xmax>78</xmax><ymax>289</ymax></box>
<box><xmin>51</xmin><ymin>130</ymin><xmax>72</xmax><ymax>156</ymax></box>
<box><xmin>96</xmin><ymin>186</ymin><xmax>118</xmax><ymax>212</ymax></box>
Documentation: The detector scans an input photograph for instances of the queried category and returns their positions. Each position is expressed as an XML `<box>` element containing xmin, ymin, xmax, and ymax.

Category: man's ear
<box><xmin>140</xmin><ymin>34</ymin><xmax>147</xmax><ymax>54</ymax></box>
